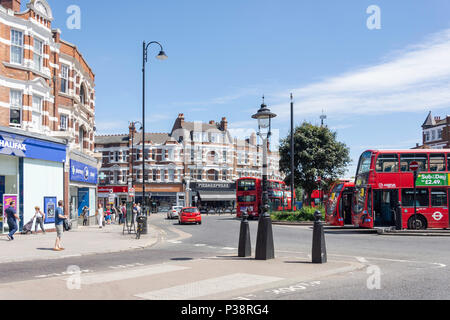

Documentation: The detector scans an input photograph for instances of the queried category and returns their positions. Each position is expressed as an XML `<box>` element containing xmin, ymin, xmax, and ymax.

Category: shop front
<box><xmin>98</xmin><ymin>186</ymin><xmax>129</xmax><ymax>208</ymax></box>
<box><xmin>191</xmin><ymin>182</ymin><xmax>236</xmax><ymax>212</ymax></box>
<box><xmin>134</xmin><ymin>184</ymin><xmax>184</xmax><ymax>209</ymax></box>
<box><xmin>0</xmin><ymin>127</ymin><xmax>66</xmax><ymax>234</ymax></box>
<box><xmin>68</xmin><ymin>153</ymin><xmax>98</xmax><ymax>227</ymax></box>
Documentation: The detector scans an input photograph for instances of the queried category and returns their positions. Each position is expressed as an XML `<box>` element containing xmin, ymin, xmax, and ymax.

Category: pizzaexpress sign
<box><xmin>416</xmin><ymin>173</ymin><xmax>450</xmax><ymax>187</ymax></box>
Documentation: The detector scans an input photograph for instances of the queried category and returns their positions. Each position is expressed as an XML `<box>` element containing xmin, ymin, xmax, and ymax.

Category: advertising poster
<box><xmin>2</xmin><ymin>195</ymin><xmax>17</xmax><ymax>233</ymax></box>
<box><xmin>44</xmin><ymin>197</ymin><xmax>57</xmax><ymax>224</ymax></box>
<box><xmin>3</xmin><ymin>194</ymin><xmax>18</xmax><ymax>219</ymax></box>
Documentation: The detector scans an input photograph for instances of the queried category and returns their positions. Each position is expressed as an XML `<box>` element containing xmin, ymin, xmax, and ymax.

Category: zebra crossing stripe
<box><xmin>64</xmin><ymin>264</ymin><xmax>190</xmax><ymax>285</ymax></box>
<box><xmin>134</xmin><ymin>273</ymin><xmax>283</xmax><ymax>300</ymax></box>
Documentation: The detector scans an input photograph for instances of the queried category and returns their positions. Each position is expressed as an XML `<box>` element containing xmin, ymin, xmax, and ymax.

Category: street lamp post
<box><xmin>129</xmin><ymin>121</ymin><xmax>142</xmax><ymax>191</ymax></box>
<box><xmin>252</xmin><ymin>98</ymin><xmax>277</xmax><ymax>260</ymax></box>
<box><xmin>142</xmin><ymin>41</ymin><xmax>167</xmax><ymax>209</ymax></box>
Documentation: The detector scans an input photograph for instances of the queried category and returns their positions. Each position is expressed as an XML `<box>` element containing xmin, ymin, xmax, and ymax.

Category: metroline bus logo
<box><xmin>416</xmin><ymin>173</ymin><xmax>449</xmax><ymax>187</ymax></box>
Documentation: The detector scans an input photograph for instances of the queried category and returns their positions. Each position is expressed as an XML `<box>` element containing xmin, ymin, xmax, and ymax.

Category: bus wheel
<box><xmin>408</xmin><ymin>216</ymin><xmax>427</xmax><ymax>230</ymax></box>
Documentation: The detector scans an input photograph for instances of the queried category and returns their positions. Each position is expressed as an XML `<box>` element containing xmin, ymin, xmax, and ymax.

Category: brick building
<box><xmin>0</xmin><ymin>0</ymin><xmax>97</xmax><ymax>229</ymax></box>
<box><xmin>95</xmin><ymin>114</ymin><xmax>282</xmax><ymax>210</ymax></box>
<box><xmin>420</xmin><ymin>112</ymin><xmax>450</xmax><ymax>149</ymax></box>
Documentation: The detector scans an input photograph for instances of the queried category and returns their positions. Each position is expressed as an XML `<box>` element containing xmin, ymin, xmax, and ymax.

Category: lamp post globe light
<box><xmin>142</xmin><ymin>41</ymin><xmax>167</xmax><ymax>211</ymax></box>
<box><xmin>252</xmin><ymin>97</ymin><xmax>277</xmax><ymax>260</ymax></box>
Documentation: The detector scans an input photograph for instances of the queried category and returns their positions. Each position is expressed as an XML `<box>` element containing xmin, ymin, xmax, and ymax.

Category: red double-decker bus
<box><xmin>236</xmin><ymin>178</ymin><xmax>293</xmax><ymax>218</ymax></box>
<box><xmin>352</xmin><ymin>149</ymin><xmax>450</xmax><ymax>230</ymax></box>
<box><xmin>236</xmin><ymin>177</ymin><xmax>262</xmax><ymax>219</ymax></box>
<box><xmin>325</xmin><ymin>180</ymin><xmax>355</xmax><ymax>226</ymax></box>
<box><xmin>283</xmin><ymin>186</ymin><xmax>297</xmax><ymax>211</ymax></box>
<box><xmin>268</xmin><ymin>180</ymin><xmax>286</xmax><ymax>211</ymax></box>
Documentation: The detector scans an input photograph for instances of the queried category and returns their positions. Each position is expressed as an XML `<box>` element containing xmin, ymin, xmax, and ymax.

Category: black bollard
<box><xmin>395</xmin><ymin>202</ymin><xmax>402</xmax><ymax>231</ymax></box>
<box><xmin>238</xmin><ymin>211</ymin><xmax>251</xmax><ymax>257</ymax></box>
<box><xmin>312</xmin><ymin>210</ymin><xmax>327</xmax><ymax>264</ymax></box>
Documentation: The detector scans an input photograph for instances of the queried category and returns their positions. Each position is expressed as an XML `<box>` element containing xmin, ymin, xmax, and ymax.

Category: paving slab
<box><xmin>0</xmin><ymin>223</ymin><xmax>160</xmax><ymax>264</ymax></box>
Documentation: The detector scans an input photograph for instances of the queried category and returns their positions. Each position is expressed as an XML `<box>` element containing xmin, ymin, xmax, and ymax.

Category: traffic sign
<box><xmin>409</xmin><ymin>161</ymin><xmax>419</xmax><ymax>172</ymax></box>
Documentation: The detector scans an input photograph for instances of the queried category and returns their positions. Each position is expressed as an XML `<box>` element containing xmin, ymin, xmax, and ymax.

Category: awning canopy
<box><xmin>198</xmin><ymin>191</ymin><xmax>235</xmax><ymax>202</ymax></box>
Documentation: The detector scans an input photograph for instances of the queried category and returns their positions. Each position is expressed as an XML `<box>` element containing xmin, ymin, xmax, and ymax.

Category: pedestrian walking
<box><xmin>105</xmin><ymin>207</ymin><xmax>111</xmax><ymax>225</ymax></box>
<box><xmin>54</xmin><ymin>200</ymin><xmax>68</xmax><ymax>251</ymax></box>
<box><xmin>82</xmin><ymin>206</ymin><xmax>89</xmax><ymax>226</ymax></box>
<box><xmin>111</xmin><ymin>205</ymin><xmax>116</xmax><ymax>224</ymax></box>
<box><xmin>97</xmin><ymin>204</ymin><xmax>104</xmax><ymax>229</ymax></box>
<box><xmin>118</xmin><ymin>203</ymin><xmax>125</xmax><ymax>225</ymax></box>
<box><xmin>5</xmin><ymin>200</ymin><xmax>20</xmax><ymax>241</ymax></box>
<box><xmin>132</xmin><ymin>203</ymin><xmax>138</xmax><ymax>226</ymax></box>
<box><xmin>33</xmin><ymin>206</ymin><xmax>46</xmax><ymax>234</ymax></box>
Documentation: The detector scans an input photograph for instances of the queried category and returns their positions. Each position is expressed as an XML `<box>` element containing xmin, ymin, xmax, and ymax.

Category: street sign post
<box><xmin>410</xmin><ymin>161</ymin><xmax>419</xmax><ymax>229</ymax></box>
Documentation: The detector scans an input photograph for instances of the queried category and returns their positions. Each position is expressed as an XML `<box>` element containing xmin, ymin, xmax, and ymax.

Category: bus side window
<box><xmin>402</xmin><ymin>189</ymin><xmax>429</xmax><ymax>207</ymax></box>
<box><xmin>431</xmin><ymin>189</ymin><xmax>447</xmax><ymax>207</ymax></box>
<box><xmin>376</xmin><ymin>154</ymin><xmax>398</xmax><ymax>173</ymax></box>
<box><xmin>429</xmin><ymin>154</ymin><xmax>445</xmax><ymax>172</ymax></box>
<box><xmin>400</xmin><ymin>154</ymin><xmax>428</xmax><ymax>172</ymax></box>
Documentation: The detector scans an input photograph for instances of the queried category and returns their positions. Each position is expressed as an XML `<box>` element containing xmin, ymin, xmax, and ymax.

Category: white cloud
<box><xmin>271</xmin><ymin>28</ymin><xmax>450</xmax><ymax>119</ymax></box>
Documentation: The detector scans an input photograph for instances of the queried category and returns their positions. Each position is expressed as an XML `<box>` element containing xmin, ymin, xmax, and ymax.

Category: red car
<box><xmin>178</xmin><ymin>207</ymin><xmax>202</xmax><ymax>225</ymax></box>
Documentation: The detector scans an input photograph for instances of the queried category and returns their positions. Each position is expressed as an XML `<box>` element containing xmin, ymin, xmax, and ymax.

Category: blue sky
<box><xmin>41</xmin><ymin>0</ymin><xmax>450</xmax><ymax>177</ymax></box>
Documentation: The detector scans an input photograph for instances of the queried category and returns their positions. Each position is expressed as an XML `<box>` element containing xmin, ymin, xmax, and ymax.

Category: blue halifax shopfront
<box><xmin>0</xmin><ymin>128</ymin><xmax>66</xmax><ymax>233</ymax></box>
<box><xmin>69</xmin><ymin>159</ymin><xmax>98</xmax><ymax>218</ymax></box>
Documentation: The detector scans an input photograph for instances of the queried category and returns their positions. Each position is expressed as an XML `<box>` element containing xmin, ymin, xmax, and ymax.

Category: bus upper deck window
<box><xmin>376</xmin><ymin>154</ymin><xmax>399</xmax><ymax>173</ymax></box>
<box><xmin>430</xmin><ymin>154</ymin><xmax>445</xmax><ymax>172</ymax></box>
<box><xmin>400</xmin><ymin>154</ymin><xmax>428</xmax><ymax>172</ymax></box>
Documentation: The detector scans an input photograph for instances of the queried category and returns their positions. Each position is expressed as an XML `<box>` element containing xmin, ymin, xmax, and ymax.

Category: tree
<box><xmin>279</xmin><ymin>122</ymin><xmax>351</xmax><ymax>204</ymax></box>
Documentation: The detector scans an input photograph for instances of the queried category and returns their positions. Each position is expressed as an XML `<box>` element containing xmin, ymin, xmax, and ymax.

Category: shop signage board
<box><xmin>0</xmin><ymin>131</ymin><xmax>66</xmax><ymax>163</ymax></box>
<box><xmin>416</xmin><ymin>173</ymin><xmax>449</xmax><ymax>187</ymax></box>
<box><xmin>70</xmin><ymin>160</ymin><xmax>98</xmax><ymax>184</ymax></box>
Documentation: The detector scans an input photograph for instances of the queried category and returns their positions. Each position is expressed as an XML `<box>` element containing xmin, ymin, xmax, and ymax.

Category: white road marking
<box><xmin>168</xmin><ymin>240</ymin><xmax>182</xmax><ymax>244</ymax></box>
<box><xmin>63</xmin><ymin>264</ymin><xmax>190</xmax><ymax>285</ymax></box>
<box><xmin>134</xmin><ymin>273</ymin><xmax>284</xmax><ymax>300</ymax></box>
<box><xmin>195</xmin><ymin>244</ymin><xmax>207</xmax><ymax>247</ymax></box>
<box><xmin>222</xmin><ymin>247</ymin><xmax>236</xmax><ymax>251</ymax></box>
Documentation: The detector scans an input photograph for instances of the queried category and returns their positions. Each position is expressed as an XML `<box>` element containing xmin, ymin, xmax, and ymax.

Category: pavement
<box><xmin>0</xmin><ymin>216</ymin><xmax>367</xmax><ymax>300</ymax></box>
<box><xmin>0</xmin><ymin>223</ymin><xmax>160</xmax><ymax>264</ymax></box>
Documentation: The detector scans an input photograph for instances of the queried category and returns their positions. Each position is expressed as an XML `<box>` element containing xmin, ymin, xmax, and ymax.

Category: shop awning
<box><xmin>198</xmin><ymin>191</ymin><xmax>235</xmax><ymax>202</ymax></box>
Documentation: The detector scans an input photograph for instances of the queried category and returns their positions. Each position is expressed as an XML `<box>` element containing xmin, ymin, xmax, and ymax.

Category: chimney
<box><xmin>178</xmin><ymin>113</ymin><xmax>185</xmax><ymax>126</ymax></box>
<box><xmin>0</xmin><ymin>0</ymin><xmax>21</xmax><ymax>12</ymax></box>
<box><xmin>220</xmin><ymin>117</ymin><xmax>228</xmax><ymax>131</ymax></box>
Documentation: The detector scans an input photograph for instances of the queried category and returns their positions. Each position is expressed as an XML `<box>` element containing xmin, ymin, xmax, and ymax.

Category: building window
<box><xmin>168</xmin><ymin>149</ymin><xmax>174</xmax><ymax>160</ymax></box>
<box><xmin>61</xmin><ymin>64</ymin><xmax>69</xmax><ymax>93</ymax></box>
<box><xmin>79</xmin><ymin>128</ymin><xmax>85</xmax><ymax>151</ymax></box>
<box><xmin>222</xmin><ymin>170</ymin><xmax>227</xmax><ymax>181</ymax></box>
<box><xmin>10</xmin><ymin>30</ymin><xmax>23</xmax><ymax>65</ymax></box>
<box><xmin>152</xmin><ymin>169</ymin><xmax>157</xmax><ymax>181</ymax></box>
<box><xmin>33</xmin><ymin>38</ymin><xmax>43</xmax><ymax>72</ymax></box>
<box><xmin>80</xmin><ymin>84</ymin><xmax>86</xmax><ymax>105</ymax></box>
<box><xmin>431</xmin><ymin>130</ymin><xmax>436</xmax><ymax>141</ymax></box>
<box><xmin>60</xmin><ymin>114</ymin><xmax>68</xmax><ymax>131</ymax></box>
<box><xmin>437</xmin><ymin>129</ymin><xmax>443</xmax><ymax>140</ymax></box>
<box><xmin>161</xmin><ymin>169</ymin><xmax>166</xmax><ymax>182</ymax></box>
<box><xmin>169</xmin><ymin>169</ymin><xmax>175</xmax><ymax>182</ymax></box>
<box><xmin>223</xmin><ymin>150</ymin><xmax>227</xmax><ymax>162</ymax></box>
<box><xmin>9</xmin><ymin>90</ymin><xmax>22</xmax><ymax>126</ymax></box>
<box><xmin>32</xmin><ymin>96</ymin><xmax>42</xmax><ymax>130</ymax></box>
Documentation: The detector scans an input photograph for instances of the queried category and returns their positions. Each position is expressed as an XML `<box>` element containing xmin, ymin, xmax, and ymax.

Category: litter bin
<box><xmin>137</xmin><ymin>215</ymin><xmax>148</xmax><ymax>235</ymax></box>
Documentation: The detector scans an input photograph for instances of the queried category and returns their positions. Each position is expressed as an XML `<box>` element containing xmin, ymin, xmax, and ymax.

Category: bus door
<box><xmin>353</xmin><ymin>186</ymin><xmax>373</xmax><ymax>228</ymax></box>
<box><xmin>341</xmin><ymin>189</ymin><xmax>353</xmax><ymax>225</ymax></box>
<box><xmin>373</xmin><ymin>190</ymin><xmax>398</xmax><ymax>227</ymax></box>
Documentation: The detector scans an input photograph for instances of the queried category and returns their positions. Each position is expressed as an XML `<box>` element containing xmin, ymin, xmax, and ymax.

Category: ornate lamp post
<box><xmin>129</xmin><ymin>121</ymin><xmax>142</xmax><ymax>191</ymax></box>
<box><xmin>142</xmin><ymin>41</ymin><xmax>167</xmax><ymax>209</ymax></box>
<box><xmin>252</xmin><ymin>97</ymin><xmax>277</xmax><ymax>260</ymax></box>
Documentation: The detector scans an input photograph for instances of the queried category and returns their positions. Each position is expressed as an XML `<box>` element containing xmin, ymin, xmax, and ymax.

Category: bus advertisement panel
<box><xmin>352</xmin><ymin>150</ymin><xmax>450</xmax><ymax>230</ymax></box>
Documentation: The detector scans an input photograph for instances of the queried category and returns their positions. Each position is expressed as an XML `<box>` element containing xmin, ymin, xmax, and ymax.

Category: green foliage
<box><xmin>279</xmin><ymin>122</ymin><xmax>351</xmax><ymax>202</ymax></box>
<box><xmin>271</xmin><ymin>206</ymin><xmax>325</xmax><ymax>222</ymax></box>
